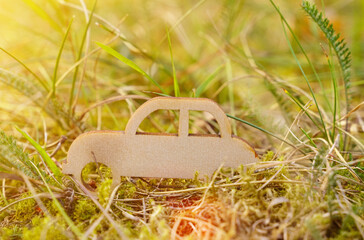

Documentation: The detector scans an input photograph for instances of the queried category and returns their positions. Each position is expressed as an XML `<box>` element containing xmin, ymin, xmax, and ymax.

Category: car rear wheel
<box><xmin>78</xmin><ymin>162</ymin><xmax>118</xmax><ymax>192</ymax></box>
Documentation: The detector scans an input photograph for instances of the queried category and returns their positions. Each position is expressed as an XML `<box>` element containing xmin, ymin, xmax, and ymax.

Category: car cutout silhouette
<box><xmin>64</xmin><ymin>97</ymin><xmax>257</xmax><ymax>190</ymax></box>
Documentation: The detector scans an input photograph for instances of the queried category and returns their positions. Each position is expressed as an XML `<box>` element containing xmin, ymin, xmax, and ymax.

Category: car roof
<box><xmin>125</xmin><ymin>97</ymin><xmax>232</xmax><ymax>138</ymax></box>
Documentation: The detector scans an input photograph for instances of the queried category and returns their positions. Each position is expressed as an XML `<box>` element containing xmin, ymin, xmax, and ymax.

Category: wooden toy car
<box><xmin>64</xmin><ymin>97</ymin><xmax>257</xmax><ymax>190</ymax></box>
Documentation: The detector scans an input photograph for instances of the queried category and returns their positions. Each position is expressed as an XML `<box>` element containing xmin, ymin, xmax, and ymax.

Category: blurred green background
<box><xmin>0</xmin><ymin>0</ymin><xmax>363</xmax><ymax>147</ymax></box>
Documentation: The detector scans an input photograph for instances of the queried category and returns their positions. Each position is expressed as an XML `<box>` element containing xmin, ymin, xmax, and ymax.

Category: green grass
<box><xmin>167</xmin><ymin>29</ymin><xmax>180</xmax><ymax>97</ymax></box>
<box><xmin>52</xmin><ymin>17</ymin><xmax>74</xmax><ymax>98</ymax></box>
<box><xmin>0</xmin><ymin>0</ymin><xmax>363</xmax><ymax>239</ymax></box>
<box><xmin>68</xmin><ymin>0</ymin><xmax>97</xmax><ymax>115</ymax></box>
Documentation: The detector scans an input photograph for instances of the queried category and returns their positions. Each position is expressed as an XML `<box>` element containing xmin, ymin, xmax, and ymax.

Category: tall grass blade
<box><xmin>284</xmin><ymin>89</ymin><xmax>324</xmax><ymax>134</ymax></box>
<box><xmin>16</xmin><ymin>126</ymin><xmax>62</xmax><ymax>180</ymax></box>
<box><xmin>195</xmin><ymin>65</ymin><xmax>224</xmax><ymax>98</ymax></box>
<box><xmin>0</xmin><ymin>47</ymin><xmax>49</xmax><ymax>91</ymax></box>
<box><xmin>160</xmin><ymin>0</ymin><xmax>206</xmax><ymax>44</ymax></box>
<box><xmin>263</xmin><ymin>79</ymin><xmax>292</xmax><ymax>124</ymax></box>
<box><xmin>326</xmin><ymin>51</ymin><xmax>339</xmax><ymax>140</ymax></box>
<box><xmin>269</xmin><ymin>0</ymin><xmax>332</xmax><ymax>113</ymax></box>
<box><xmin>22</xmin><ymin>0</ymin><xmax>62</xmax><ymax>33</ymax></box>
<box><xmin>269</xmin><ymin>0</ymin><xmax>329</xmax><ymax>140</ymax></box>
<box><xmin>302</xmin><ymin>1</ymin><xmax>352</xmax><ymax>145</ymax></box>
<box><xmin>226</xmin><ymin>59</ymin><xmax>237</xmax><ymax>135</ymax></box>
<box><xmin>299</xmin><ymin>127</ymin><xmax>317</xmax><ymax>148</ymax></box>
<box><xmin>167</xmin><ymin>30</ymin><xmax>180</xmax><ymax>97</ymax></box>
<box><xmin>302</xmin><ymin>1</ymin><xmax>351</xmax><ymax>112</ymax></box>
<box><xmin>52</xmin><ymin>17</ymin><xmax>74</xmax><ymax>97</ymax></box>
<box><xmin>279</xmin><ymin>16</ymin><xmax>329</xmax><ymax>139</ymax></box>
<box><xmin>96</xmin><ymin>42</ymin><xmax>166</xmax><ymax>94</ymax></box>
<box><xmin>68</xmin><ymin>0</ymin><xmax>96</xmax><ymax>114</ymax></box>
<box><xmin>95</xmin><ymin>21</ymin><xmax>154</xmax><ymax>61</ymax></box>
<box><xmin>227</xmin><ymin>114</ymin><xmax>298</xmax><ymax>150</ymax></box>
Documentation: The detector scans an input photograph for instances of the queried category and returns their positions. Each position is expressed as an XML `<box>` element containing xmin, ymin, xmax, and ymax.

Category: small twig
<box><xmin>257</xmin><ymin>165</ymin><xmax>284</xmax><ymax>191</ymax></box>
<box><xmin>49</xmin><ymin>136</ymin><xmax>67</xmax><ymax>158</ymax></box>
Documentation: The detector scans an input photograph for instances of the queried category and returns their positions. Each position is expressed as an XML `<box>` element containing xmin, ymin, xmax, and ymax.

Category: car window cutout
<box><xmin>188</xmin><ymin>111</ymin><xmax>220</xmax><ymax>137</ymax></box>
<box><xmin>138</xmin><ymin>109</ymin><xmax>179</xmax><ymax>135</ymax></box>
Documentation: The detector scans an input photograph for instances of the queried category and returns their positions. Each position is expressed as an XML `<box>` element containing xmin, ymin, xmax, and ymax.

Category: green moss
<box><xmin>73</xmin><ymin>198</ymin><xmax>98</xmax><ymax>223</ymax></box>
<box><xmin>332</xmin><ymin>203</ymin><xmax>364</xmax><ymax>239</ymax></box>
<box><xmin>336</xmin><ymin>168</ymin><xmax>364</xmax><ymax>194</ymax></box>
<box><xmin>138</xmin><ymin>205</ymin><xmax>170</xmax><ymax>240</ymax></box>
<box><xmin>0</xmin><ymin>198</ymin><xmax>8</xmax><ymax>222</ymax></box>
<box><xmin>0</xmin><ymin>226</ymin><xmax>22</xmax><ymax>240</ymax></box>
<box><xmin>99</xmin><ymin>227</ymin><xmax>122</xmax><ymax>240</ymax></box>
<box><xmin>334</xmin><ymin>231</ymin><xmax>362</xmax><ymax>240</ymax></box>
<box><xmin>22</xmin><ymin>216</ymin><xmax>70</xmax><ymax>240</ymax></box>
<box><xmin>306</xmin><ymin>218</ymin><xmax>324</xmax><ymax>240</ymax></box>
<box><xmin>44</xmin><ymin>199</ymin><xmax>61</xmax><ymax>216</ymax></box>
<box><xmin>81</xmin><ymin>162</ymin><xmax>112</xmax><ymax>190</ymax></box>
<box><xmin>13</xmin><ymin>193</ymin><xmax>37</xmax><ymax>223</ymax></box>
<box><xmin>261</xmin><ymin>151</ymin><xmax>275</xmax><ymax>162</ymax></box>
<box><xmin>117</xmin><ymin>178</ymin><xmax>137</xmax><ymax>199</ymax></box>
<box><xmin>98</xmin><ymin>178</ymin><xmax>112</xmax><ymax>206</ymax></box>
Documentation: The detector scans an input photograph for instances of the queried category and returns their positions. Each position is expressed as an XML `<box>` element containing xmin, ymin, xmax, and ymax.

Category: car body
<box><xmin>64</xmin><ymin>97</ymin><xmax>257</xmax><ymax>189</ymax></box>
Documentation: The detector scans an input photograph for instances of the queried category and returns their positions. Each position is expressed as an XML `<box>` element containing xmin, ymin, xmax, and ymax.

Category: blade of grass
<box><xmin>226</xmin><ymin>59</ymin><xmax>237</xmax><ymax>135</ymax></box>
<box><xmin>269</xmin><ymin>0</ymin><xmax>329</xmax><ymax>140</ymax></box>
<box><xmin>284</xmin><ymin>89</ymin><xmax>324</xmax><ymax>134</ymax></box>
<box><xmin>59</xmin><ymin>0</ymin><xmax>155</xmax><ymax>61</ymax></box>
<box><xmin>227</xmin><ymin>114</ymin><xmax>298</xmax><ymax>150</ymax></box>
<box><xmin>52</xmin><ymin>17</ymin><xmax>74</xmax><ymax>97</ymax></box>
<box><xmin>142</xmin><ymin>91</ymin><xmax>171</xmax><ymax>97</ymax></box>
<box><xmin>28</xmin><ymin>161</ymin><xmax>83</xmax><ymax>238</ymax></box>
<box><xmin>54</xmin><ymin>37</ymin><xmax>117</xmax><ymax>88</ymax></box>
<box><xmin>71</xmin><ymin>0</ymin><xmax>96</xmax><ymax>114</ymax></box>
<box><xmin>319</xmin><ymin>0</ymin><xmax>335</xmax><ymax>115</ymax></box>
<box><xmin>104</xmin><ymin>105</ymin><xmax>122</xmax><ymax>130</ymax></box>
<box><xmin>159</xmin><ymin>0</ymin><xmax>206</xmax><ymax>44</ymax></box>
<box><xmin>0</xmin><ymin>47</ymin><xmax>49</xmax><ymax>91</ymax></box>
<box><xmin>325</xmin><ymin>48</ymin><xmax>339</xmax><ymax>141</ymax></box>
<box><xmin>302</xmin><ymin>1</ymin><xmax>352</xmax><ymax>149</ymax></box>
<box><xmin>299</xmin><ymin>127</ymin><xmax>318</xmax><ymax>148</ymax></box>
<box><xmin>279</xmin><ymin>16</ymin><xmax>329</xmax><ymax>139</ymax></box>
<box><xmin>68</xmin><ymin>0</ymin><xmax>96</xmax><ymax>115</ymax></box>
<box><xmin>15</xmin><ymin>126</ymin><xmax>62</xmax><ymax>180</ymax></box>
<box><xmin>195</xmin><ymin>64</ymin><xmax>224</xmax><ymax>98</ymax></box>
<box><xmin>167</xmin><ymin>29</ymin><xmax>180</xmax><ymax>97</ymax></box>
<box><xmin>96</xmin><ymin>21</ymin><xmax>154</xmax><ymax>60</ymax></box>
<box><xmin>96</xmin><ymin>42</ymin><xmax>166</xmax><ymax>94</ymax></box>
<box><xmin>22</xmin><ymin>0</ymin><xmax>63</xmax><ymax>33</ymax></box>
